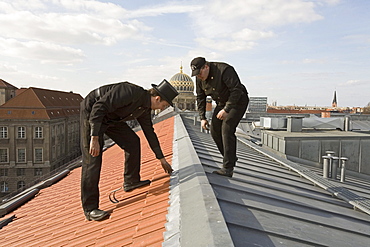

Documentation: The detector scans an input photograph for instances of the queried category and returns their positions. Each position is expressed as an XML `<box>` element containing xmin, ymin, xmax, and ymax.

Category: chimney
<box><xmin>322</xmin><ymin>112</ymin><xmax>331</xmax><ymax>118</ymax></box>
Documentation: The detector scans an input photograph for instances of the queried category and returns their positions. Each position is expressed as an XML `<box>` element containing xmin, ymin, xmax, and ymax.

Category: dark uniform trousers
<box><xmin>80</xmin><ymin>96</ymin><xmax>142</xmax><ymax>212</ymax></box>
<box><xmin>210</xmin><ymin>95</ymin><xmax>249</xmax><ymax>170</ymax></box>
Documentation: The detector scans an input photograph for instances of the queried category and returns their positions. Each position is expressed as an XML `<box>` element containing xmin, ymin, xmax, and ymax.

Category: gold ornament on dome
<box><xmin>169</xmin><ymin>65</ymin><xmax>194</xmax><ymax>93</ymax></box>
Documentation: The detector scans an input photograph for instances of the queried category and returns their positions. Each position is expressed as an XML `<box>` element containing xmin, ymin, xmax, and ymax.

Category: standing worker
<box><xmin>191</xmin><ymin>57</ymin><xmax>249</xmax><ymax>178</ymax></box>
<box><xmin>80</xmin><ymin>80</ymin><xmax>178</xmax><ymax>221</ymax></box>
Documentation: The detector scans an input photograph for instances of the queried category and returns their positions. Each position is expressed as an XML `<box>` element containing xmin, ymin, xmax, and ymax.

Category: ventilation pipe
<box><xmin>325</xmin><ymin>151</ymin><xmax>335</xmax><ymax>177</ymax></box>
<box><xmin>331</xmin><ymin>157</ymin><xmax>339</xmax><ymax>180</ymax></box>
<box><xmin>322</xmin><ymin>156</ymin><xmax>331</xmax><ymax>178</ymax></box>
<box><xmin>344</xmin><ymin>116</ymin><xmax>350</xmax><ymax>131</ymax></box>
<box><xmin>340</xmin><ymin>157</ymin><xmax>348</xmax><ymax>182</ymax></box>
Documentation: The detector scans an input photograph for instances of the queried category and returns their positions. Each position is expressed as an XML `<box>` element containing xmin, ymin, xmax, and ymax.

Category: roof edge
<box><xmin>163</xmin><ymin>114</ymin><xmax>233</xmax><ymax>246</ymax></box>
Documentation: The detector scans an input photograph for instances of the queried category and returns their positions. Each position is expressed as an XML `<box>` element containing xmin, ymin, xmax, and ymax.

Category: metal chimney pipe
<box><xmin>326</xmin><ymin>151</ymin><xmax>335</xmax><ymax>177</ymax></box>
<box><xmin>340</xmin><ymin>157</ymin><xmax>348</xmax><ymax>182</ymax></box>
<box><xmin>331</xmin><ymin>157</ymin><xmax>339</xmax><ymax>180</ymax></box>
<box><xmin>322</xmin><ymin>156</ymin><xmax>331</xmax><ymax>178</ymax></box>
<box><xmin>344</xmin><ymin>116</ymin><xmax>350</xmax><ymax>131</ymax></box>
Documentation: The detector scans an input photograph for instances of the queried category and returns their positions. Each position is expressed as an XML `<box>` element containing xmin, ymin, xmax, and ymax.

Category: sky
<box><xmin>0</xmin><ymin>0</ymin><xmax>369</xmax><ymax>107</ymax></box>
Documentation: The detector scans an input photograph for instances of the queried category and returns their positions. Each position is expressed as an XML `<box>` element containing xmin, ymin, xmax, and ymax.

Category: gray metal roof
<box><xmin>178</xmin><ymin>114</ymin><xmax>370</xmax><ymax>247</ymax></box>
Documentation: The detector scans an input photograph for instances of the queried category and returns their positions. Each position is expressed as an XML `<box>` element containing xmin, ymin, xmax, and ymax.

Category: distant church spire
<box><xmin>332</xmin><ymin>90</ymin><xmax>337</xmax><ymax>107</ymax></box>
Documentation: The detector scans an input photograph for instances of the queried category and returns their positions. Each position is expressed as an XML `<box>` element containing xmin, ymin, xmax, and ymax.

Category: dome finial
<box><xmin>180</xmin><ymin>61</ymin><xmax>183</xmax><ymax>74</ymax></box>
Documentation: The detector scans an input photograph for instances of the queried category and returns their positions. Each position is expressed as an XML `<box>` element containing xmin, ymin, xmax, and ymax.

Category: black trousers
<box><xmin>80</xmin><ymin>105</ymin><xmax>142</xmax><ymax>212</ymax></box>
<box><xmin>210</xmin><ymin>96</ymin><xmax>248</xmax><ymax>170</ymax></box>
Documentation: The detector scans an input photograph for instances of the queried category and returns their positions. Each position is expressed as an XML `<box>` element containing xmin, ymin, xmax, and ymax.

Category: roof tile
<box><xmin>0</xmin><ymin>116</ymin><xmax>174</xmax><ymax>246</ymax></box>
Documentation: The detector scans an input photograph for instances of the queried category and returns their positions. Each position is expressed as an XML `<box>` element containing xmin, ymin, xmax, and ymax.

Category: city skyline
<box><xmin>0</xmin><ymin>0</ymin><xmax>369</xmax><ymax>107</ymax></box>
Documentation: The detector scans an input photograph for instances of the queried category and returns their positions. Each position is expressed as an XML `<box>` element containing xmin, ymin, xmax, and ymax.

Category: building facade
<box><xmin>0</xmin><ymin>79</ymin><xmax>17</xmax><ymax>106</ymax></box>
<box><xmin>0</xmin><ymin>87</ymin><xmax>83</xmax><ymax>197</ymax></box>
<box><xmin>169</xmin><ymin>66</ymin><xmax>196</xmax><ymax>111</ymax></box>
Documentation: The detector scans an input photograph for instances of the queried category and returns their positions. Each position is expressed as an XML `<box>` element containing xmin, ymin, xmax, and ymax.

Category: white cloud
<box><xmin>51</xmin><ymin>0</ymin><xmax>128</xmax><ymax>17</ymax></box>
<box><xmin>190</xmin><ymin>0</ymin><xmax>325</xmax><ymax>52</ymax></box>
<box><xmin>125</xmin><ymin>3</ymin><xmax>202</xmax><ymax>18</ymax></box>
<box><xmin>342</xmin><ymin>34</ymin><xmax>370</xmax><ymax>45</ymax></box>
<box><xmin>340</xmin><ymin>79</ymin><xmax>363</xmax><ymax>86</ymax></box>
<box><xmin>0</xmin><ymin>0</ymin><xmax>46</xmax><ymax>12</ymax></box>
<box><xmin>0</xmin><ymin>0</ymin><xmax>155</xmax><ymax>64</ymax></box>
<box><xmin>0</xmin><ymin>7</ymin><xmax>150</xmax><ymax>46</ymax></box>
<box><xmin>196</xmin><ymin>37</ymin><xmax>256</xmax><ymax>52</ymax></box>
<box><xmin>302</xmin><ymin>58</ymin><xmax>328</xmax><ymax>64</ymax></box>
<box><xmin>0</xmin><ymin>63</ymin><xmax>18</xmax><ymax>73</ymax></box>
<box><xmin>316</xmin><ymin>0</ymin><xmax>341</xmax><ymax>6</ymax></box>
<box><xmin>232</xmin><ymin>28</ymin><xmax>274</xmax><ymax>41</ymax></box>
<box><xmin>0</xmin><ymin>37</ymin><xmax>85</xmax><ymax>64</ymax></box>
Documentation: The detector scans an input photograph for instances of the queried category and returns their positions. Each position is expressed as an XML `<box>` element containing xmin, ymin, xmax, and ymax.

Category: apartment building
<box><xmin>0</xmin><ymin>82</ymin><xmax>83</xmax><ymax>196</ymax></box>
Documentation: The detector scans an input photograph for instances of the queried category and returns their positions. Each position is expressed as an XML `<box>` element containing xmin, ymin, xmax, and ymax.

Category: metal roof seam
<box><xmin>237</xmin><ymin>137</ymin><xmax>370</xmax><ymax>216</ymax></box>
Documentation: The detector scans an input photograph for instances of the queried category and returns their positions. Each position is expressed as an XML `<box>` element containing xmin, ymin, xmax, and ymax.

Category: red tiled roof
<box><xmin>0</xmin><ymin>79</ymin><xmax>18</xmax><ymax>89</ymax></box>
<box><xmin>2</xmin><ymin>87</ymin><xmax>83</xmax><ymax>108</ymax></box>
<box><xmin>0</xmin><ymin>87</ymin><xmax>83</xmax><ymax>120</ymax></box>
<box><xmin>0</xmin><ymin>117</ymin><xmax>174</xmax><ymax>246</ymax></box>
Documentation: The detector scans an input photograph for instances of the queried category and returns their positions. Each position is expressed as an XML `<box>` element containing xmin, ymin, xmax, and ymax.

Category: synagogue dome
<box><xmin>169</xmin><ymin>66</ymin><xmax>194</xmax><ymax>93</ymax></box>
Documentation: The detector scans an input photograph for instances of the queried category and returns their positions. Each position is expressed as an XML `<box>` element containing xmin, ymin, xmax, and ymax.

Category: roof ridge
<box><xmin>1</xmin><ymin>87</ymin><xmax>83</xmax><ymax>109</ymax></box>
<box><xmin>0</xmin><ymin>79</ymin><xmax>18</xmax><ymax>89</ymax></box>
<box><xmin>0</xmin><ymin>88</ymin><xmax>45</xmax><ymax>108</ymax></box>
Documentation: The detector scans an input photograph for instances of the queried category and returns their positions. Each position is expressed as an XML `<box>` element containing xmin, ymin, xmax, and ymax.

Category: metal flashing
<box><xmin>181</xmin><ymin>114</ymin><xmax>370</xmax><ymax>247</ymax></box>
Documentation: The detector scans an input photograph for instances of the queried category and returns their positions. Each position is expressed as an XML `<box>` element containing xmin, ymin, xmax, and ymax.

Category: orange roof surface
<box><xmin>0</xmin><ymin>117</ymin><xmax>174</xmax><ymax>246</ymax></box>
<box><xmin>0</xmin><ymin>87</ymin><xmax>83</xmax><ymax>120</ymax></box>
<box><xmin>2</xmin><ymin>87</ymin><xmax>83</xmax><ymax>108</ymax></box>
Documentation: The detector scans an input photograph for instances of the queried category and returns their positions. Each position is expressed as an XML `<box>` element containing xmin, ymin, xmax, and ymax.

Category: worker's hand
<box><xmin>201</xmin><ymin>119</ymin><xmax>210</xmax><ymax>130</ymax></box>
<box><xmin>216</xmin><ymin>109</ymin><xmax>229</xmax><ymax>120</ymax></box>
<box><xmin>159</xmin><ymin>158</ymin><xmax>173</xmax><ymax>175</ymax></box>
<box><xmin>89</xmin><ymin>136</ymin><xmax>100</xmax><ymax>157</ymax></box>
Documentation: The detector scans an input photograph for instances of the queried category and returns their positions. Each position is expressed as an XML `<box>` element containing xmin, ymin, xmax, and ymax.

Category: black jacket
<box><xmin>83</xmin><ymin>81</ymin><xmax>164</xmax><ymax>159</ymax></box>
<box><xmin>196</xmin><ymin>62</ymin><xmax>248</xmax><ymax>120</ymax></box>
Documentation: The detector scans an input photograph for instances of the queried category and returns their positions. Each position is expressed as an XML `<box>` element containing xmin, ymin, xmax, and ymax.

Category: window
<box><xmin>34</xmin><ymin>126</ymin><xmax>43</xmax><ymax>139</ymax></box>
<box><xmin>0</xmin><ymin>168</ymin><xmax>8</xmax><ymax>176</ymax></box>
<box><xmin>34</xmin><ymin>168</ymin><xmax>43</xmax><ymax>176</ymax></box>
<box><xmin>35</xmin><ymin>148</ymin><xmax>43</xmax><ymax>162</ymax></box>
<box><xmin>0</xmin><ymin>181</ymin><xmax>8</xmax><ymax>192</ymax></box>
<box><xmin>17</xmin><ymin>181</ymin><xmax>26</xmax><ymax>189</ymax></box>
<box><xmin>0</xmin><ymin>127</ymin><xmax>8</xmax><ymax>139</ymax></box>
<box><xmin>0</xmin><ymin>149</ymin><xmax>8</xmax><ymax>163</ymax></box>
<box><xmin>17</xmin><ymin>148</ymin><xmax>26</xmax><ymax>163</ymax></box>
<box><xmin>17</xmin><ymin>126</ymin><xmax>26</xmax><ymax>139</ymax></box>
<box><xmin>17</xmin><ymin>168</ymin><xmax>25</xmax><ymax>176</ymax></box>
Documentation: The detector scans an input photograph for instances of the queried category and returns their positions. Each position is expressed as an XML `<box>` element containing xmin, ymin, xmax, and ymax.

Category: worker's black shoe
<box><xmin>85</xmin><ymin>209</ymin><xmax>110</xmax><ymax>221</ymax></box>
<box><xmin>213</xmin><ymin>168</ymin><xmax>233</xmax><ymax>178</ymax></box>
<box><xmin>124</xmin><ymin>180</ymin><xmax>151</xmax><ymax>192</ymax></box>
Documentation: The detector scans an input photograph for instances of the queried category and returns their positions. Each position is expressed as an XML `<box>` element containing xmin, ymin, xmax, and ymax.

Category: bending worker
<box><xmin>80</xmin><ymin>79</ymin><xmax>178</xmax><ymax>221</ymax></box>
<box><xmin>191</xmin><ymin>57</ymin><xmax>249</xmax><ymax>178</ymax></box>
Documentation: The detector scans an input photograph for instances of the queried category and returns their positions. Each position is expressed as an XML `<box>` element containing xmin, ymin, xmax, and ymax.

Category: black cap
<box><xmin>151</xmin><ymin>79</ymin><xmax>179</xmax><ymax>107</ymax></box>
<box><xmin>190</xmin><ymin>57</ymin><xmax>206</xmax><ymax>76</ymax></box>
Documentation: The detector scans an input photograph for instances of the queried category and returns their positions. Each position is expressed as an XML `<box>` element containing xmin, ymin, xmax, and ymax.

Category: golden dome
<box><xmin>169</xmin><ymin>66</ymin><xmax>194</xmax><ymax>93</ymax></box>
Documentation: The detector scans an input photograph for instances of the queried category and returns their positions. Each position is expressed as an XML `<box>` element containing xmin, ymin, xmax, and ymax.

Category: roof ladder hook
<box><xmin>109</xmin><ymin>186</ymin><xmax>123</xmax><ymax>204</ymax></box>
